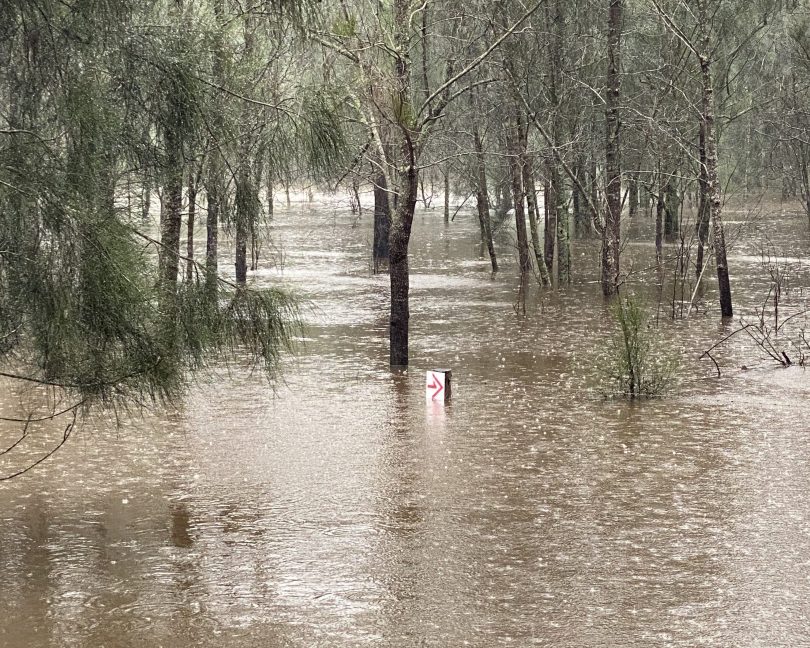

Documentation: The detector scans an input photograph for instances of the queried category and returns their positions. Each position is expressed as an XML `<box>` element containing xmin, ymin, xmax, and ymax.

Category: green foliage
<box><xmin>0</xmin><ymin>0</ymin><xmax>314</xmax><ymax>413</ymax></box>
<box><xmin>599</xmin><ymin>297</ymin><xmax>679</xmax><ymax>400</ymax></box>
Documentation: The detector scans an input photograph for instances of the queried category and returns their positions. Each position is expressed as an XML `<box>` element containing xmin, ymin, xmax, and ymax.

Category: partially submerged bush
<box><xmin>600</xmin><ymin>296</ymin><xmax>678</xmax><ymax>399</ymax></box>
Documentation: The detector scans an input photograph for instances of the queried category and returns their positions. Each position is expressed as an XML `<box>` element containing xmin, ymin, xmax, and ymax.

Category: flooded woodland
<box><xmin>4</xmin><ymin>0</ymin><xmax>810</xmax><ymax>646</ymax></box>
<box><xmin>2</xmin><ymin>197</ymin><xmax>810</xmax><ymax>647</ymax></box>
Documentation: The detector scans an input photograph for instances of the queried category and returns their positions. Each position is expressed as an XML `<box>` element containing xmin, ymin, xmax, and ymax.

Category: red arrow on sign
<box><xmin>427</xmin><ymin>372</ymin><xmax>444</xmax><ymax>401</ymax></box>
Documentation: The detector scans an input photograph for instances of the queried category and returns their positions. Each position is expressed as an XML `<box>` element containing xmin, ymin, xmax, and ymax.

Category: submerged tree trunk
<box><xmin>389</xmin><ymin>163</ymin><xmax>417</xmax><ymax>367</ymax></box>
<box><xmin>698</xmin><ymin>0</ymin><xmax>732</xmax><ymax>317</ymax></box>
<box><xmin>602</xmin><ymin>0</ymin><xmax>622</xmax><ymax>297</ymax></box>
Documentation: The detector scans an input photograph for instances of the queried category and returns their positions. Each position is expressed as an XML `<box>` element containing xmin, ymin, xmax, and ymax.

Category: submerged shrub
<box><xmin>600</xmin><ymin>296</ymin><xmax>678</xmax><ymax>399</ymax></box>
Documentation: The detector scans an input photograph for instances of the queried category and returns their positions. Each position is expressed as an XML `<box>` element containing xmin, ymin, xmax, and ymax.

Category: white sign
<box><xmin>425</xmin><ymin>371</ymin><xmax>446</xmax><ymax>402</ymax></box>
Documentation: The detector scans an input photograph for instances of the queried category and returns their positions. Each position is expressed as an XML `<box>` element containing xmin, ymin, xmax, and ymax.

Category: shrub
<box><xmin>601</xmin><ymin>296</ymin><xmax>678</xmax><ymax>399</ymax></box>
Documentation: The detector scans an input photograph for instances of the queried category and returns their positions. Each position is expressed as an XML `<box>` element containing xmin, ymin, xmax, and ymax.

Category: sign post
<box><xmin>425</xmin><ymin>369</ymin><xmax>452</xmax><ymax>403</ymax></box>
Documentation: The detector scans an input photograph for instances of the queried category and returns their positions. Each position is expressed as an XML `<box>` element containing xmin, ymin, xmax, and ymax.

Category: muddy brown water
<box><xmin>1</xmin><ymin>200</ymin><xmax>810</xmax><ymax>647</ymax></box>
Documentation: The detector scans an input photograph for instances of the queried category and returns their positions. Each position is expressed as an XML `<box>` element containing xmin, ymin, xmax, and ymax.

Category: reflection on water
<box><xmin>1</xmin><ymin>202</ymin><xmax>809</xmax><ymax>647</ymax></box>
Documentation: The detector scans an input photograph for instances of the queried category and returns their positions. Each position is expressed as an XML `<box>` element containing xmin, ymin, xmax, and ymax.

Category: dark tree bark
<box><xmin>655</xmin><ymin>174</ymin><xmax>664</xmax><ymax>262</ymax></box>
<box><xmin>664</xmin><ymin>179</ymin><xmax>679</xmax><ymax>240</ymax></box>
<box><xmin>235</xmin><ymin>170</ymin><xmax>249</xmax><ymax>285</ymax></box>
<box><xmin>186</xmin><ymin>173</ymin><xmax>197</xmax><ymax>283</ymax></box>
<box><xmin>444</xmin><ymin>166</ymin><xmax>450</xmax><ymax>224</ymax></box>
<box><xmin>205</xmin><ymin>0</ymin><xmax>225</xmax><ymax>298</ymax></box>
<box><xmin>159</xmin><ymin>102</ymin><xmax>183</xmax><ymax>299</ymax></box>
<box><xmin>628</xmin><ymin>173</ymin><xmax>639</xmax><ymax>219</ymax></box>
<box><xmin>602</xmin><ymin>0</ymin><xmax>622</xmax><ymax>297</ymax></box>
<box><xmin>373</xmin><ymin>174</ymin><xmax>391</xmax><ymax>272</ymax></box>
<box><xmin>473</xmin><ymin>119</ymin><xmax>498</xmax><ymax>271</ymax></box>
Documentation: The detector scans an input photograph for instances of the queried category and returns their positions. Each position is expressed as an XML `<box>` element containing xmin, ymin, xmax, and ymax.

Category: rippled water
<box><xmin>1</xmin><ymin>198</ymin><xmax>810</xmax><ymax>647</ymax></box>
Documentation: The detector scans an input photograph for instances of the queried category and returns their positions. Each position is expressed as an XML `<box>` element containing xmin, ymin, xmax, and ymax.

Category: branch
<box><xmin>418</xmin><ymin>0</ymin><xmax>547</xmax><ymax>122</ymax></box>
<box><xmin>0</xmin><ymin>411</ymin><xmax>76</xmax><ymax>481</ymax></box>
<box><xmin>508</xmin><ymin>70</ymin><xmax>604</xmax><ymax>235</ymax></box>
<box><xmin>649</xmin><ymin>0</ymin><xmax>700</xmax><ymax>59</ymax></box>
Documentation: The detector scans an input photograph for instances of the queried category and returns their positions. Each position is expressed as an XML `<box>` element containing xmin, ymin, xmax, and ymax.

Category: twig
<box><xmin>0</xmin><ymin>411</ymin><xmax>77</xmax><ymax>481</ymax></box>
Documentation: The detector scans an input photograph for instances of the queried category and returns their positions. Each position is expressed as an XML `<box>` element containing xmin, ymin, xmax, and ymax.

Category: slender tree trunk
<box><xmin>524</xmin><ymin>157</ymin><xmax>549</xmax><ymax>284</ymax></box>
<box><xmin>266</xmin><ymin>161</ymin><xmax>274</xmax><ymax>218</ymax></box>
<box><xmin>544</xmin><ymin>162</ymin><xmax>556</xmax><ymax>273</ymax></box>
<box><xmin>160</xmin><ymin>134</ymin><xmax>183</xmax><ymax>297</ymax></box>
<box><xmin>655</xmin><ymin>174</ymin><xmax>664</xmax><ymax>262</ymax></box>
<box><xmin>473</xmin><ymin>121</ymin><xmax>498</xmax><ymax>271</ymax></box>
<box><xmin>205</xmin><ymin>0</ymin><xmax>225</xmax><ymax>298</ymax></box>
<box><xmin>628</xmin><ymin>173</ymin><xmax>639</xmax><ymax>219</ymax></box>
<box><xmin>142</xmin><ymin>179</ymin><xmax>152</xmax><ymax>221</ymax></box>
<box><xmin>698</xmin><ymin>0</ymin><xmax>732</xmax><ymax>317</ymax></box>
<box><xmin>235</xmin><ymin>169</ymin><xmax>249</xmax><ymax>285</ymax></box>
<box><xmin>664</xmin><ymin>178</ymin><xmax>679</xmax><ymax>240</ymax></box>
<box><xmin>554</xmin><ymin>163</ymin><xmax>570</xmax><ymax>283</ymax></box>
<box><xmin>506</xmin><ymin>112</ymin><xmax>531</xmax><ymax>274</ymax></box>
<box><xmin>444</xmin><ymin>166</ymin><xmax>450</xmax><ymax>224</ymax></box>
<box><xmin>695</xmin><ymin>122</ymin><xmax>710</xmax><ymax>278</ymax></box>
<box><xmin>186</xmin><ymin>174</ymin><xmax>196</xmax><ymax>283</ymax></box>
<box><xmin>602</xmin><ymin>0</ymin><xmax>622</xmax><ymax>297</ymax></box>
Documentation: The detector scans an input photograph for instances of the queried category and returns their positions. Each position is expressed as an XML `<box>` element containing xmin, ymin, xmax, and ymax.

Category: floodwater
<box><xmin>1</xmin><ymin>197</ymin><xmax>810</xmax><ymax>647</ymax></box>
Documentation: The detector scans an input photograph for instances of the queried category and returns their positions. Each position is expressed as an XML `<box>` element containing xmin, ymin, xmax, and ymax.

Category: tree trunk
<box><xmin>655</xmin><ymin>175</ymin><xmax>664</xmax><ymax>262</ymax></box>
<box><xmin>186</xmin><ymin>174</ymin><xmax>196</xmax><ymax>283</ymax></box>
<box><xmin>388</xmin><ymin>160</ymin><xmax>417</xmax><ymax>367</ymax></box>
<box><xmin>602</xmin><ymin>0</ymin><xmax>622</xmax><ymax>297</ymax></box>
<box><xmin>524</xmin><ymin>157</ymin><xmax>549</xmax><ymax>284</ymax></box>
<box><xmin>142</xmin><ymin>179</ymin><xmax>152</xmax><ymax>221</ymax></box>
<box><xmin>266</xmin><ymin>161</ymin><xmax>274</xmax><ymax>218</ymax></box>
<box><xmin>235</xmin><ymin>171</ymin><xmax>249</xmax><ymax>285</ymax></box>
<box><xmin>506</xmin><ymin>113</ymin><xmax>531</xmax><ymax>275</ymax></box>
<box><xmin>473</xmin><ymin>122</ymin><xmax>498</xmax><ymax>272</ymax></box>
<box><xmin>206</xmin><ymin>0</ymin><xmax>225</xmax><ymax>298</ymax></box>
<box><xmin>698</xmin><ymin>0</ymin><xmax>732</xmax><ymax>317</ymax></box>
<box><xmin>664</xmin><ymin>178</ymin><xmax>679</xmax><ymax>240</ymax></box>
<box><xmin>373</xmin><ymin>174</ymin><xmax>391</xmax><ymax>272</ymax></box>
<box><xmin>160</xmin><ymin>134</ymin><xmax>183</xmax><ymax>304</ymax></box>
<box><xmin>628</xmin><ymin>173</ymin><xmax>639</xmax><ymax>219</ymax></box>
<box><xmin>443</xmin><ymin>167</ymin><xmax>450</xmax><ymax>224</ymax></box>
<box><xmin>543</xmin><ymin>163</ymin><xmax>556</xmax><ymax>273</ymax></box>
<box><xmin>695</xmin><ymin>122</ymin><xmax>710</xmax><ymax>278</ymax></box>
<box><xmin>553</xmin><ymin>163</ymin><xmax>570</xmax><ymax>284</ymax></box>
<box><xmin>572</xmin><ymin>160</ymin><xmax>591</xmax><ymax>238</ymax></box>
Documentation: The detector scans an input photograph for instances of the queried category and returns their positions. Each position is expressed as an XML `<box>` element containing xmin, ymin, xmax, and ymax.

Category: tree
<box><xmin>320</xmin><ymin>0</ymin><xmax>544</xmax><ymax>366</ymax></box>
